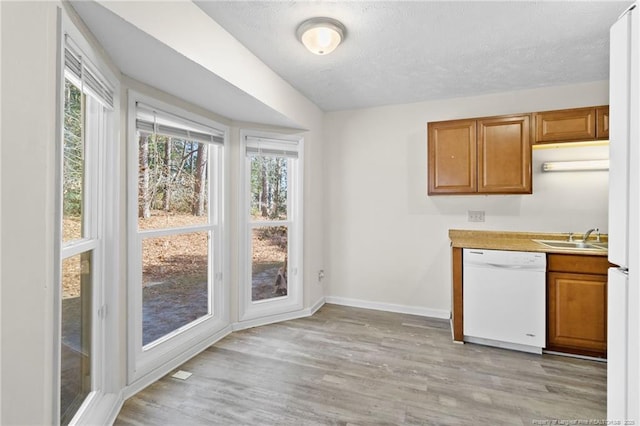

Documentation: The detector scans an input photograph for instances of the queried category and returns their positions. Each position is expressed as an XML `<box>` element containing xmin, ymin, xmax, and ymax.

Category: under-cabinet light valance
<box><xmin>541</xmin><ymin>160</ymin><xmax>609</xmax><ymax>172</ymax></box>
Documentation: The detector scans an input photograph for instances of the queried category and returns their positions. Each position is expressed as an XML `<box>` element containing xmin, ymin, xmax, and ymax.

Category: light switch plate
<box><xmin>468</xmin><ymin>210</ymin><xmax>485</xmax><ymax>222</ymax></box>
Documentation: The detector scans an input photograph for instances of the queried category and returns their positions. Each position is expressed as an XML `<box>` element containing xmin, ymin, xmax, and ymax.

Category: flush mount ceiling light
<box><xmin>296</xmin><ymin>17</ymin><xmax>346</xmax><ymax>55</ymax></box>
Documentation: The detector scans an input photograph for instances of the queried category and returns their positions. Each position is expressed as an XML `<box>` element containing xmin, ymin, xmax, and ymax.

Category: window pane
<box><xmin>142</xmin><ymin>232</ymin><xmax>210</xmax><ymax>346</ymax></box>
<box><xmin>250</xmin><ymin>156</ymin><xmax>287</xmax><ymax>221</ymax></box>
<box><xmin>61</xmin><ymin>252</ymin><xmax>92</xmax><ymax>425</ymax></box>
<box><xmin>63</xmin><ymin>80</ymin><xmax>84</xmax><ymax>242</ymax></box>
<box><xmin>138</xmin><ymin>134</ymin><xmax>209</xmax><ymax>230</ymax></box>
<box><xmin>252</xmin><ymin>226</ymin><xmax>288</xmax><ymax>301</ymax></box>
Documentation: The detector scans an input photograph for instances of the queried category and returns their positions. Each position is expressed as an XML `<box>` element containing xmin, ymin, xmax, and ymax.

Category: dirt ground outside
<box><xmin>62</xmin><ymin>213</ymin><xmax>288</xmax><ymax>345</ymax></box>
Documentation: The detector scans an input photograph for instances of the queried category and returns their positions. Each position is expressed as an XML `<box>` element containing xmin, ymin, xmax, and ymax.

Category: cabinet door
<box><xmin>427</xmin><ymin>120</ymin><xmax>476</xmax><ymax>194</ymax></box>
<box><xmin>477</xmin><ymin>115</ymin><xmax>532</xmax><ymax>194</ymax></box>
<box><xmin>535</xmin><ymin>107</ymin><xmax>596</xmax><ymax>143</ymax></box>
<box><xmin>547</xmin><ymin>271</ymin><xmax>607</xmax><ymax>357</ymax></box>
<box><xmin>596</xmin><ymin>106</ymin><xmax>609</xmax><ymax>139</ymax></box>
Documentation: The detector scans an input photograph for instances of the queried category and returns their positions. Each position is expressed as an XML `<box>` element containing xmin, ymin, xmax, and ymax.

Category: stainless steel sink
<box><xmin>590</xmin><ymin>242</ymin><xmax>608</xmax><ymax>250</ymax></box>
<box><xmin>533</xmin><ymin>239</ymin><xmax>607</xmax><ymax>251</ymax></box>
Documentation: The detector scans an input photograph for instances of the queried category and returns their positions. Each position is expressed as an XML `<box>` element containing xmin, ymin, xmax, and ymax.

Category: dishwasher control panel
<box><xmin>464</xmin><ymin>249</ymin><xmax>546</xmax><ymax>270</ymax></box>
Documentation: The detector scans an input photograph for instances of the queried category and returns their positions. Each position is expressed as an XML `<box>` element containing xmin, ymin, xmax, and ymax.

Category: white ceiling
<box><xmin>196</xmin><ymin>1</ymin><xmax>630</xmax><ymax>111</ymax></box>
<box><xmin>71</xmin><ymin>1</ymin><xmax>631</xmax><ymax>124</ymax></box>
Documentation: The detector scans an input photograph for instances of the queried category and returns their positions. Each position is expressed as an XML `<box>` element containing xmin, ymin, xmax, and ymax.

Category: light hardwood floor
<box><xmin>115</xmin><ymin>304</ymin><xmax>606</xmax><ymax>425</ymax></box>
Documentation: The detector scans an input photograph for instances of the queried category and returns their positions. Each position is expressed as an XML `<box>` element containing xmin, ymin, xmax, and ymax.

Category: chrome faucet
<box><xmin>582</xmin><ymin>228</ymin><xmax>598</xmax><ymax>242</ymax></box>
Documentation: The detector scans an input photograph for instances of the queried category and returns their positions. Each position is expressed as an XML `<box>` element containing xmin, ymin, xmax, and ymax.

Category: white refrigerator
<box><xmin>609</xmin><ymin>3</ymin><xmax>639</xmax><ymax>422</ymax></box>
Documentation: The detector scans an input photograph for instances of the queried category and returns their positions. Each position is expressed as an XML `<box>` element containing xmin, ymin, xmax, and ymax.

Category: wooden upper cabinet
<box><xmin>428</xmin><ymin>115</ymin><xmax>532</xmax><ymax>195</ymax></box>
<box><xmin>428</xmin><ymin>120</ymin><xmax>477</xmax><ymax>194</ymax></box>
<box><xmin>534</xmin><ymin>107</ymin><xmax>596</xmax><ymax>143</ymax></box>
<box><xmin>478</xmin><ymin>115</ymin><xmax>532</xmax><ymax>194</ymax></box>
<box><xmin>596</xmin><ymin>106</ymin><xmax>609</xmax><ymax>139</ymax></box>
<box><xmin>428</xmin><ymin>105</ymin><xmax>608</xmax><ymax>195</ymax></box>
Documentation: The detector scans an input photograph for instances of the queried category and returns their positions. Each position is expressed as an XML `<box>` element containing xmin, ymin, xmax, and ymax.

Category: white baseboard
<box><xmin>324</xmin><ymin>296</ymin><xmax>450</xmax><ymax>320</ymax></box>
<box><xmin>233</xmin><ymin>296</ymin><xmax>325</xmax><ymax>331</ymax></box>
<box><xmin>309</xmin><ymin>296</ymin><xmax>326</xmax><ymax>315</ymax></box>
<box><xmin>104</xmin><ymin>393</ymin><xmax>124</xmax><ymax>425</ymax></box>
<box><xmin>72</xmin><ymin>391</ymin><xmax>123</xmax><ymax>426</ymax></box>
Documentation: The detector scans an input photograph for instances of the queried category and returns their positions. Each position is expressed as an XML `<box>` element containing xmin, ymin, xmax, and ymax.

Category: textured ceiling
<box><xmin>196</xmin><ymin>1</ymin><xmax>631</xmax><ymax>111</ymax></box>
<box><xmin>71</xmin><ymin>1</ymin><xmax>632</xmax><ymax>123</ymax></box>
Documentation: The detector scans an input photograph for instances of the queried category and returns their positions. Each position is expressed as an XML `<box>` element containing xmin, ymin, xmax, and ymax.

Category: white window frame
<box><xmin>238</xmin><ymin>131</ymin><xmax>304</xmax><ymax>322</ymax></box>
<box><xmin>126</xmin><ymin>91</ymin><xmax>229</xmax><ymax>384</ymax></box>
<box><xmin>55</xmin><ymin>9</ymin><xmax>120</xmax><ymax>426</ymax></box>
<box><xmin>58</xmin><ymin>91</ymin><xmax>103</xmax><ymax>425</ymax></box>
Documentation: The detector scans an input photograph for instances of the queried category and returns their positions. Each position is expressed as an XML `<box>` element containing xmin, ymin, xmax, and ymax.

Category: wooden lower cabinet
<box><xmin>547</xmin><ymin>254</ymin><xmax>608</xmax><ymax>358</ymax></box>
<box><xmin>450</xmin><ymin>247</ymin><xmax>609</xmax><ymax>357</ymax></box>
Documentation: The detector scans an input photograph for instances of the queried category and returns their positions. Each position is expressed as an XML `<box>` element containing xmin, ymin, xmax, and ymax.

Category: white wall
<box><xmin>1</xmin><ymin>2</ymin><xmax>59</xmax><ymax>424</ymax></box>
<box><xmin>324</xmin><ymin>81</ymin><xmax>609</xmax><ymax>316</ymax></box>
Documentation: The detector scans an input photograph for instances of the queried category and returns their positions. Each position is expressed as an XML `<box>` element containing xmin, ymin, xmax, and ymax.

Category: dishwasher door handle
<box><xmin>483</xmin><ymin>263</ymin><xmax>538</xmax><ymax>270</ymax></box>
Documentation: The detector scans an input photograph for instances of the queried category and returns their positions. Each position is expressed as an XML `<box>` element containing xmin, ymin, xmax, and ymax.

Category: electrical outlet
<box><xmin>468</xmin><ymin>210</ymin><xmax>485</xmax><ymax>222</ymax></box>
<box><xmin>318</xmin><ymin>269</ymin><xmax>325</xmax><ymax>282</ymax></box>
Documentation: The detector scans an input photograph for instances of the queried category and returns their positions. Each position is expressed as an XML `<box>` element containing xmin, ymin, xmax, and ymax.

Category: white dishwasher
<box><xmin>463</xmin><ymin>248</ymin><xmax>546</xmax><ymax>354</ymax></box>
